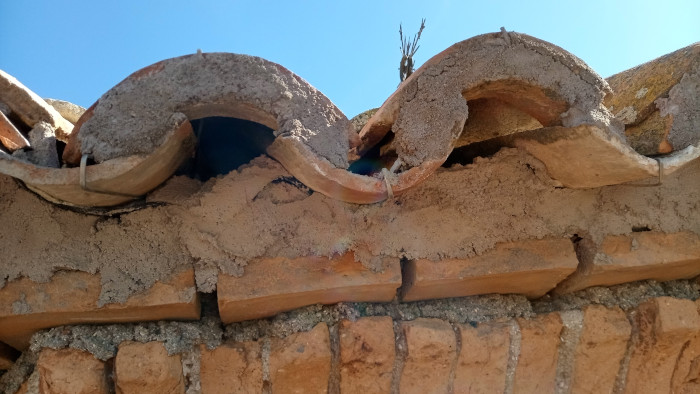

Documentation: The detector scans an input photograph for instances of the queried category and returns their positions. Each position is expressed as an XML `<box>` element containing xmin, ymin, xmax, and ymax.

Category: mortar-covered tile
<box><xmin>269</xmin><ymin>322</ymin><xmax>331</xmax><ymax>394</ymax></box>
<box><xmin>399</xmin><ymin>318</ymin><xmax>457</xmax><ymax>394</ymax></box>
<box><xmin>0</xmin><ymin>111</ymin><xmax>29</xmax><ymax>151</ymax></box>
<box><xmin>624</xmin><ymin>297</ymin><xmax>700</xmax><ymax>394</ymax></box>
<box><xmin>605</xmin><ymin>43</ymin><xmax>700</xmax><ymax>154</ymax></box>
<box><xmin>453</xmin><ymin>320</ymin><xmax>510</xmax><ymax>393</ymax></box>
<box><xmin>199</xmin><ymin>341</ymin><xmax>263</xmax><ymax>394</ymax></box>
<box><xmin>0</xmin><ymin>69</ymin><xmax>73</xmax><ymax>141</ymax></box>
<box><xmin>556</xmin><ymin>231</ymin><xmax>700</xmax><ymax>294</ymax></box>
<box><xmin>513</xmin><ymin>312</ymin><xmax>563</xmax><ymax>394</ymax></box>
<box><xmin>218</xmin><ymin>252</ymin><xmax>400</xmax><ymax>323</ymax></box>
<box><xmin>402</xmin><ymin>238</ymin><xmax>577</xmax><ymax>301</ymax></box>
<box><xmin>339</xmin><ymin>316</ymin><xmax>395</xmax><ymax>393</ymax></box>
<box><xmin>569</xmin><ymin>305</ymin><xmax>631</xmax><ymax>394</ymax></box>
<box><xmin>115</xmin><ymin>341</ymin><xmax>184</xmax><ymax>394</ymax></box>
<box><xmin>0</xmin><ymin>269</ymin><xmax>200</xmax><ymax>350</ymax></box>
<box><xmin>37</xmin><ymin>348</ymin><xmax>109</xmax><ymax>394</ymax></box>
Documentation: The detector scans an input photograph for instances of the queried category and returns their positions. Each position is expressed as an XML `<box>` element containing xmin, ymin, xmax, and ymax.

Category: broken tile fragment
<box><xmin>0</xmin><ymin>69</ymin><xmax>73</xmax><ymax>141</ymax></box>
<box><xmin>0</xmin><ymin>111</ymin><xmax>29</xmax><ymax>151</ymax></box>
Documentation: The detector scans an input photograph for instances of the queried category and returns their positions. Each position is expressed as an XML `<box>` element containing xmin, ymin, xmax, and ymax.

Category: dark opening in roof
<box><xmin>177</xmin><ymin>116</ymin><xmax>275</xmax><ymax>181</ymax></box>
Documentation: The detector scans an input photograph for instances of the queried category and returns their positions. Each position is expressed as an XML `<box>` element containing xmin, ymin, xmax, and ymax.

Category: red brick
<box><xmin>453</xmin><ymin>320</ymin><xmax>511</xmax><ymax>394</ymax></box>
<box><xmin>199</xmin><ymin>341</ymin><xmax>263</xmax><ymax>394</ymax></box>
<box><xmin>623</xmin><ymin>297</ymin><xmax>700</xmax><ymax>394</ymax></box>
<box><xmin>0</xmin><ymin>270</ymin><xmax>200</xmax><ymax>350</ymax></box>
<box><xmin>218</xmin><ymin>253</ymin><xmax>401</xmax><ymax>323</ymax></box>
<box><xmin>570</xmin><ymin>305</ymin><xmax>631</xmax><ymax>394</ymax></box>
<box><xmin>114</xmin><ymin>341</ymin><xmax>185</xmax><ymax>394</ymax></box>
<box><xmin>401</xmin><ymin>238</ymin><xmax>578</xmax><ymax>301</ymax></box>
<box><xmin>0</xmin><ymin>111</ymin><xmax>29</xmax><ymax>151</ymax></box>
<box><xmin>269</xmin><ymin>322</ymin><xmax>331</xmax><ymax>394</ymax></box>
<box><xmin>400</xmin><ymin>318</ymin><xmax>457</xmax><ymax>394</ymax></box>
<box><xmin>513</xmin><ymin>312</ymin><xmax>563</xmax><ymax>394</ymax></box>
<box><xmin>37</xmin><ymin>348</ymin><xmax>108</xmax><ymax>394</ymax></box>
<box><xmin>556</xmin><ymin>232</ymin><xmax>700</xmax><ymax>293</ymax></box>
<box><xmin>339</xmin><ymin>317</ymin><xmax>395</xmax><ymax>393</ymax></box>
<box><xmin>671</xmin><ymin>299</ymin><xmax>700</xmax><ymax>394</ymax></box>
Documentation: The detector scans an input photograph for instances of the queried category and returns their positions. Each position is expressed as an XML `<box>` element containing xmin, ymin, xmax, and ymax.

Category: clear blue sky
<box><xmin>1</xmin><ymin>0</ymin><xmax>698</xmax><ymax>118</ymax></box>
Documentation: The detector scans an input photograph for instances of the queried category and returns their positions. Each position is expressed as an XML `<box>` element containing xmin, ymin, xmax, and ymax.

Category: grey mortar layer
<box><xmin>386</xmin><ymin>31</ymin><xmax>622</xmax><ymax>167</ymax></box>
<box><xmin>77</xmin><ymin>52</ymin><xmax>352</xmax><ymax>168</ymax></box>
<box><xmin>1</xmin><ymin>279</ymin><xmax>697</xmax><ymax>394</ymax></box>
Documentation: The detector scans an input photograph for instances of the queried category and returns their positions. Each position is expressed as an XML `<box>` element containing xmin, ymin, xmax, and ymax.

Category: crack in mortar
<box><xmin>447</xmin><ymin>322</ymin><xmax>462</xmax><ymax>393</ymax></box>
<box><xmin>554</xmin><ymin>310</ymin><xmax>584</xmax><ymax>394</ymax></box>
<box><xmin>261</xmin><ymin>338</ymin><xmax>271</xmax><ymax>394</ymax></box>
<box><xmin>390</xmin><ymin>320</ymin><xmax>408</xmax><ymax>394</ymax></box>
<box><xmin>181</xmin><ymin>347</ymin><xmax>202</xmax><ymax>394</ymax></box>
<box><xmin>504</xmin><ymin>319</ymin><xmax>522</xmax><ymax>394</ymax></box>
<box><xmin>612</xmin><ymin>309</ymin><xmax>637</xmax><ymax>394</ymax></box>
<box><xmin>327</xmin><ymin>323</ymin><xmax>340</xmax><ymax>394</ymax></box>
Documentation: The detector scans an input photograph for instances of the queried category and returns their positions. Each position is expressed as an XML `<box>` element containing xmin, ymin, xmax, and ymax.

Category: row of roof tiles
<box><xmin>0</xmin><ymin>31</ymin><xmax>698</xmax><ymax>208</ymax></box>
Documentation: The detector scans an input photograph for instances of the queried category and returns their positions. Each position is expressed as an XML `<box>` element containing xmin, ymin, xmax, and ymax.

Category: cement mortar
<box><xmin>77</xmin><ymin>53</ymin><xmax>352</xmax><ymax>168</ymax></box>
<box><xmin>2</xmin><ymin>279</ymin><xmax>697</xmax><ymax>393</ymax></box>
<box><xmin>2</xmin><ymin>145</ymin><xmax>699</xmax><ymax>303</ymax></box>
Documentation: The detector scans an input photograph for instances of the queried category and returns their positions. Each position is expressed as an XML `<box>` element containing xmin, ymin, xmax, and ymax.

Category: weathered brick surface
<box><xmin>114</xmin><ymin>341</ymin><xmax>185</xmax><ymax>394</ymax></box>
<box><xmin>37</xmin><ymin>348</ymin><xmax>108</xmax><ymax>394</ymax></box>
<box><xmin>454</xmin><ymin>320</ymin><xmax>511</xmax><ymax>394</ymax></box>
<box><xmin>402</xmin><ymin>238</ymin><xmax>578</xmax><ymax>301</ymax></box>
<box><xmin>339</xmin><ymin>316</ymin><xmax>395</xmax><ymax>393</ymax></box>
<box><xmin>570</xmin><ymin>305</ymin><xmax>631</xmax><ymax>394</ymax></box>
<box><xmin>624</xmin><ymin>297</ymin><xmax>700</xmax><ymax>394</ymax></box>
<box><xmin>218</xmin><ymin>253</ymin><xmax>401</xmax><ymax>323</ymax></box>
<box><xmin>199</xmin><ymin>341</ymin><xmax>263</xmax><ymax>394</ymax></box>
<box><xmin>0</xmin><ymin>111</ymin><xmax>29</xmax><ymax>151</ymax></box>
<box><xmin>556</xmin><ymin>231</ymin><xmax>700</xmax><ymax>294</ymax></box>
<box><xmin>269</xmin><ymin>322</ymin><xmax>331</xmax><ymax>394</ymax></box>
<box><xmin>513</xmin><ymin>312</ymin><xmax>563</xmax><ymax>394</ymax></box>
<box><xmin>0</xmin><ymin>269</ymin><xmax>200</xmax><ymax>349</ymax></box>
<box><xmin>671</xmin><ymin>299</ymin><xmax>700</xmax><ymax>394</ymax></box>
<box><xmin>400</xmin><ymin>318</ymin><xmax>457</xmax><ymax>394</ymax></box>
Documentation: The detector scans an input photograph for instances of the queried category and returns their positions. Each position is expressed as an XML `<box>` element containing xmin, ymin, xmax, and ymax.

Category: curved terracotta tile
<box><xmin>63</xmin><ymin>52</ymin><xmax>358</xmax><ymax>169</ymax></box>
<box><xmin>605</xmin><ymin>43</ymin><xmax>700</xmax><ymax>155</ymax></box>
<box><xmin>358</xmin><ymin>31</ymin><xmax>619</xmax><ymax>168</ymax></box>
<box><xmin>0</xmin><ymin>113</ymin><xmax>194</xmax><ymax>207</ymax></box>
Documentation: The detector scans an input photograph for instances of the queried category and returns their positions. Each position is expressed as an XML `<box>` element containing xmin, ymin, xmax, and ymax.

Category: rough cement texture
<box><xmin>656</xmin><ymin>65</ymin><xmax>700</xmax><ymax>150</ymax></box>
<box><xmin>2</xmin><ymin>144</ymin><xmax>699</xmax><ymax>301</ymax></box>
<box><xmin>74</xmin><ymin>52</ymin><xmax>352</xmax><ymax>168</ymax></box>
<box><xmin>2</xmin><ymin>279</ymin><xmax>697</xmax><ymax>393</ymax></box>
<box><xmin>12</xmin><ymin>122</ymin><xmax>59</xmax><ymax>168</ymax></box>
<box><xmin>44</xmin><ymin>98</ymin><xmax>85</xmax><ymax>125</ymax></box>
<box><xmin>368</xmin><ymin>31</ymin><xmax>621</xmax><ymax>168</ymax></box>
<box><xmin>0</xmin><ymin>175</ymin><xmax>193</xmax><ymax>305</ymax></box>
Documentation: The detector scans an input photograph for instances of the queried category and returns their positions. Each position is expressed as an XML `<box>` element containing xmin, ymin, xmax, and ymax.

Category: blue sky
<box><xmin>1</xmin><ymin>0</ymin><xmax>698</xmax><ymax>118</ymax></box>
